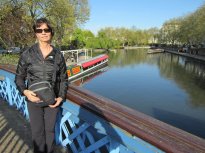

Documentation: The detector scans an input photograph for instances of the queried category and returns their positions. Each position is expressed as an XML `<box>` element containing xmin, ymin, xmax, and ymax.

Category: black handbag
<box><xmin>28</xmin><ymin>55</ymin><xmax>58</xmax><ymax>107</ymax></box>
<box><xmin>28</xmin><ymin>81</ymin><xmax>55</xmax><ymax>107</ymax></box>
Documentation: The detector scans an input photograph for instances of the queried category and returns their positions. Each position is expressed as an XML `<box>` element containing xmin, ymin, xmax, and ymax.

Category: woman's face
<box><xmin>35</xmin><ymin>23</ymin><xmax>52</xmax><ymax>43</ymax></box>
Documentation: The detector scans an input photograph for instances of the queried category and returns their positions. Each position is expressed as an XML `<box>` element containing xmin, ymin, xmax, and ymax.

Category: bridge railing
<box><xmin>0</xmin><ymin>65</ymin><xmax>205</xmax><ymax>153</ymax></box>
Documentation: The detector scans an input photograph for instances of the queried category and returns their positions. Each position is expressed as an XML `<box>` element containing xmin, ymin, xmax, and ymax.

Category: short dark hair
<box><xmin>33</xmin><ymin>18</ymin><xmax>54</xmax><ymax>36</ymax></box>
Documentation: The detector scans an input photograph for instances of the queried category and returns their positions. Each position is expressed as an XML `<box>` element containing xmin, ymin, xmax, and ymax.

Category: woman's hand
<box><xmin>49</xmin><ymin>97</ymin><xmax>63</xmax><ymax>108</ymax></box>
<box><xmin>23</xmin><ymin>89</ymin><xmax>41</xmax><ymax>103</ymax></box>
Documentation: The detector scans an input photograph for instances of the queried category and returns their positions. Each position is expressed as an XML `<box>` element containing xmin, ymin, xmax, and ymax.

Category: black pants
<box><xmin>27</xmin><ymin>102</ymin><xmax>59</xmax><ymax>153</ymax></box>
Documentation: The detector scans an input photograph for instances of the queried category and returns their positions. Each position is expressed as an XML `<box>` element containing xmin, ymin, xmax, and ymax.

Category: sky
<box><xmin>83</xmin><ymin>0</ymin><xmax>205</xmax><ymax>34</ymax></box>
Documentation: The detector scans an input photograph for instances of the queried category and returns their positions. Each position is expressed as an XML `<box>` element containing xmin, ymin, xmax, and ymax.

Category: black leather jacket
<box><xmin>15</xmin><ymin>43</ymin><xmax>68</xmax><ymax>100</ymax></box>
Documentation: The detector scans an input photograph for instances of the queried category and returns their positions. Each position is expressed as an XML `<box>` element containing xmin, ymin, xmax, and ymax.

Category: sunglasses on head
<box><xmin>35</xmin><ymin>28</ymin><xmax>52</xmax><ymax>33</ymax></box>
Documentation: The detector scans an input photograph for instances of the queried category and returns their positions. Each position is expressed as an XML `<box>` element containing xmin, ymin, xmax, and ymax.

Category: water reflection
<box><xmin>71</xmin><ymin>66</ymin><xmax>108</xmax><ymax>86</ymax></box>
<box><xmin>108</xmin><ymin>49</ymin><xmax>147</xmax><ymax>67</ymax></box>
<box><xmin>76</xmin><ymin>49</ymin><xmax>205</xmax><ymax>139</ymax></box>
<box><xmin>158</xmin><ymin>53</ymin><xmax>205</xmax><ymax>107</ymax></box>
<box><xmin>109</xmin><ymin>50</ymin><xmax>205</xmax><ymax>107</ymax></box>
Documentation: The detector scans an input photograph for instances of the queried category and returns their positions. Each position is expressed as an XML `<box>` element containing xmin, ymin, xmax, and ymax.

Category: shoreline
<box><xmin>164</xmin><ymin>49</ymin><xmax>205</xmax><ymax>62</ymax></box>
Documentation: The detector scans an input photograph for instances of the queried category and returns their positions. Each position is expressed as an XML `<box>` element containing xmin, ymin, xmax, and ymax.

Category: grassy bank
<box><xmin>0</xmin><ymin>54</ymin><xmax>20</xmax><ymax>65</ymax></box>
<box><xmin>0</xmin><ymin>50</ymin><xmax>107</xmax><ymax>66</ymax></box>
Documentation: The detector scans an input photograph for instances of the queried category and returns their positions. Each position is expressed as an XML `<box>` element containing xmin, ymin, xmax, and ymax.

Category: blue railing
<box><xmin>1</xmin><ymin>67</ymin><xmax>205</xmax><ymax>153</ymax></box>
<box><xmin>0</xmin><ymin>70</ymin><xmax>29</xmax><ymax>119</ymax></box>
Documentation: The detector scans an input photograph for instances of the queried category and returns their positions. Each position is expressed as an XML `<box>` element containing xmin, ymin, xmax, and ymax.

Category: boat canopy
<box><xmin>80</xmin><ymin>54</ymin><xmax>108</xmax><ymax>68</ymax></box>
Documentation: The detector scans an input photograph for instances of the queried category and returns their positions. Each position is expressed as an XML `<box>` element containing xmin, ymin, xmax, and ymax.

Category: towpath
<box><xmin>164</xmin><ymin>49</ymin><xmax>205</xmax><ymax>62</ymax></box>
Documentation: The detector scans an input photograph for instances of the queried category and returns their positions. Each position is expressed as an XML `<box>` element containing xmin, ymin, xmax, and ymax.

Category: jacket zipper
<box><xmin>43</xmin><ymin>60</ymin><xmax>46</xmax><ymax>80</ymax></box>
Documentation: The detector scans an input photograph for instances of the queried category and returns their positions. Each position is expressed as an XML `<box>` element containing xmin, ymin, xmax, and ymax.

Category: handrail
<box><xmin>1</xmin><ymin>64</ymin><xmax>205</xmax><ymax>152</ymax></box>
<box><xmin>0</xmin><ymin>64</ymin><xmax>16</xmax><ymax>73</ymax></box>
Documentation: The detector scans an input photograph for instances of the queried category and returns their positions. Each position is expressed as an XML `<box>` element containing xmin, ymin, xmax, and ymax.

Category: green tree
<box><xmin>0</xmin><ymin>0</ymin><xmax>90</xmax><ymax>48</ymax></box>
<box><xmin>159</xmin><ymin>2</ymin><xmax>205</xmax><ymax>46</ymax></box>
<box><xmin>146</xmin><ymin>27</ymin><xmax>159</xmax><ymax>45</ymax></box>
<box><xmin>83</xmin><ymin>30</ymin><xmax>95</xmax><ymax>48</ymax></box>
<box><xmin>97</xmin><ymin>30</ymin><xmax>116</xmax><ymax>50</ymax></box>
<box><xmin>71</xmin><ymin>28</ymin><xmax>86</xmax><ymax>48</ymax></box>
<box><xmin>0</xmin><ymin>1</ymin><xmax>34</xmax><ymax>48</ymax></box>
<box><xmin>159</xmin><ymin>18</ymin><xmax>181</xmax><ymax>45</ymax></box>
<box><xmin>45</xmin><ymin>0</ymin><xmax>75</xmax><ymax>48</ymax></box>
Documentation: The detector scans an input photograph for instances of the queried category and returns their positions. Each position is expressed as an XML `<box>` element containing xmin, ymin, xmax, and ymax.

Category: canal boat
<box><xmin>147</xmin><ymin>48</ymin><xmax>164</xmax><ymax>54</ymax></box>
<box><xmin>71</xmin><ymin>65</ymin><xmax>108</xmax><ymax>86</ymax></box>
<box><xmin>67</xmin><ymin>54</ymin><xmax>108</xmax><ymax>81</ymax></box>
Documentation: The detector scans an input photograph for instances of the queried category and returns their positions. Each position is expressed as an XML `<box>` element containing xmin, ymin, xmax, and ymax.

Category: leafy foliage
<box><xmin>158</xmin><ymin>2</ymin><xmax>205</xmax><ymax>46</ymax></box>
<box><xmin>0</xmin><ymin>0</ymin><xmax>90</xmax><ymax>48</ymax></box>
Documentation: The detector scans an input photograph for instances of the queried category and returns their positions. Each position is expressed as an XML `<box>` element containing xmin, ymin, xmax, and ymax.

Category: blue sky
<box><xmin>83</xmin><ymin>0</ymin><xmax>205</xmax><ymax>34</ymax></box>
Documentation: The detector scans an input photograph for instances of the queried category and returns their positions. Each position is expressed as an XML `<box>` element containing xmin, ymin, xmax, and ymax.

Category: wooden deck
<box><xmin>0</xmin><ymin>99</ymin><xmax>69</xmax><ymax>153</ymax></box>
<box><xmin>0</xmin><ymin>99</ymin><xmax>33</xmax><ymax>153</ymax></box>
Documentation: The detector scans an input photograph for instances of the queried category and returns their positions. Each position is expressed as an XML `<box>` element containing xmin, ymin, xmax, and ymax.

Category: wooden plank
<box><xmin>0</xmin><ymin>64</ymin><xmax>16</xmax><ymax>74</ymax></box>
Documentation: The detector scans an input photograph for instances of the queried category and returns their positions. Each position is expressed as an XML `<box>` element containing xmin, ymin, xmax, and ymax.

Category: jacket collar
<box><xmin>31</xmin><ymin>43</ymin><xmax>56</xmax><ymax>60</ymax></box>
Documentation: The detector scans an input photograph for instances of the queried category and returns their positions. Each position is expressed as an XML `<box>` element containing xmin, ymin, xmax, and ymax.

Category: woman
<box><xmin>15</xmin><ymin>18</ymin><xmax>68</xmax><ymax>153</ymax></box>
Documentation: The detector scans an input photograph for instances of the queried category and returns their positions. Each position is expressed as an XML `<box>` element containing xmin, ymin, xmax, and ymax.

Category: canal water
<box><xmin>72</xmin><ymin>49</ymin><xmax>205</xmax><ymax>139</ymax></box>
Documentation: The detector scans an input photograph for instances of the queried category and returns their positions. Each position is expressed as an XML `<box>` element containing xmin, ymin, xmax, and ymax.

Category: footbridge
<box><xmin>0</xmin><ymin>64</ymin><xmax>205</xmax><ymax>153</ymax></box>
